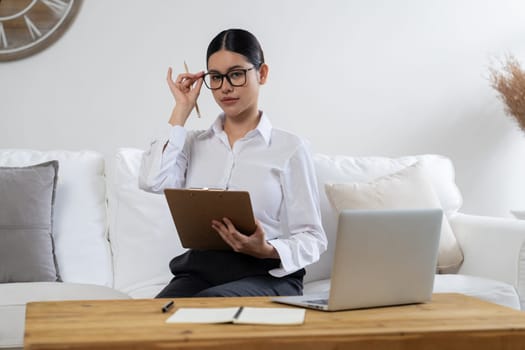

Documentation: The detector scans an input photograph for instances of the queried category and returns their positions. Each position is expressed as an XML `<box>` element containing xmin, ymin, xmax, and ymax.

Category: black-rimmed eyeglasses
<box><xmin>203</xmin><ymin>67</ymin><xmax>255</xmax><ymax>90</ymax></box>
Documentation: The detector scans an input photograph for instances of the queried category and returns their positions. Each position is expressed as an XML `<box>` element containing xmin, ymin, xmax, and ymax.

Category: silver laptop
<box><xmin>272</xmin><ymin>208</ymin><xmax>442</xmax><ymax>311</ymax></box>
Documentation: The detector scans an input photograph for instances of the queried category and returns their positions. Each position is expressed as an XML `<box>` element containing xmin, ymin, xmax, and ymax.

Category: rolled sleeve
<box><xmin>268</xmin><ymin>142</ymin><xmax>327</xmax><ymax>277</ymax></box>
<box><xmin>138</xmin><ymin>124</ymin><xmax>188</xmax><ymax>193</ymax></box>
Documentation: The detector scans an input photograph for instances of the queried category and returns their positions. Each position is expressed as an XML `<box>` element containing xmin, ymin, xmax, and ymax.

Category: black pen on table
<box><xmin>161</xmin><ymin>300</ymin><xmax>174</xmax><ymax>313</ymax></box>
<box><xmin>233</xmin><ymin>306</ymin><xmax>244</xmax><ymax>321</ymax></box>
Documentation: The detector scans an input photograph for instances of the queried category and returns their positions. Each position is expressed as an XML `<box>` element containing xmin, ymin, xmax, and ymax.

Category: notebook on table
<box><xmin>164</xmin><ymin>188</ymin><xmax>257</xmax><ymax>250</ymax></box>
<box><xmin>272</xmin><ymin>208</ymin><xmax>443</xmax><ymax>311</ymax></box>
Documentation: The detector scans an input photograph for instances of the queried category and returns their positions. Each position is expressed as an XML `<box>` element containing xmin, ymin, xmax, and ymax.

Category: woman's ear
<box><xmin>258</xmin><ymin>63</ymin><xmax>269</xmax><ymax>85</ymax></box>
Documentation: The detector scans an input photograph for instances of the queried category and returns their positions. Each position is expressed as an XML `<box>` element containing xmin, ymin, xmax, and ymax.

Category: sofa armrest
<box><xmin>449</xmin><ymin>213</ymin><xmax>525</xmax><ymax>294</ymax></box>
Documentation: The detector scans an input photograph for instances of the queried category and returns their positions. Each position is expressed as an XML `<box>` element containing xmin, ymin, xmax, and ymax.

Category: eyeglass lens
<box><xmin>204</xmin><ymin>69</ymin><xmax>248</xmax><ymax>90</ymax></box>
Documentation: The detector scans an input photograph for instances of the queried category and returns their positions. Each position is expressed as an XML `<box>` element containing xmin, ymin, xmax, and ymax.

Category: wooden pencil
<box><xmin>184</xmin><ymin>61</ymin><xmax>202</xmax><ymax>118</ymax></box>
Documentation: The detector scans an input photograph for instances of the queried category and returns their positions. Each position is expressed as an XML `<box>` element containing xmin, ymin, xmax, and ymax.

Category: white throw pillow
<box><xmin>107</xmin><ymin>148</ymin><xmax>185</xmax><ymax>295</ymax></box>
<box><xmin>324</xmin><ymin>162</ymin><xmax>463</xmax><ymax>273</ymax></box>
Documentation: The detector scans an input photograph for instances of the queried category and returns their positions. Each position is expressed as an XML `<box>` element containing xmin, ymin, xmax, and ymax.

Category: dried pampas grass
<box><xmin>490</xmin><ymin>55</ymin><xmax>525</xmax><ymax>133</ymax></box>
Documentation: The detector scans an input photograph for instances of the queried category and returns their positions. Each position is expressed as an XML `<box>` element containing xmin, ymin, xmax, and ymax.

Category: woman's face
<box><xmin>207</xmin><ymin>49</ymin><xmax>267</xmax><ymax>120</ymax></box>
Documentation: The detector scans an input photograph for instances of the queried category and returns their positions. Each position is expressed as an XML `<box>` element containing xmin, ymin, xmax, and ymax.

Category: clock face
<box><xmin>0</xmin><ymin>0</ymin><xmax>82</xmax><ymax>61</ymax></box>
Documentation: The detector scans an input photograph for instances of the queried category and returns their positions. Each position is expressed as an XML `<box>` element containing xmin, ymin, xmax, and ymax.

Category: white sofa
<box><xmin>1</xmin><ymin>148</ymin><xmax>525</xmax><ymax>349</ymax></box>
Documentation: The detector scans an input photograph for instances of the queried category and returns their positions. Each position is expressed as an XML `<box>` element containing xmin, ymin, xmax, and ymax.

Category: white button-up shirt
<box><xmin>139</xmin><ymin>113</ymin><xmax>327</xmax><ymax>277</ymax></box>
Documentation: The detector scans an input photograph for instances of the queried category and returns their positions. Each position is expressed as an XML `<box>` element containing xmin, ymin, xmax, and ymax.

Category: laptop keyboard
<box><xmin>305</xmin><ymin>299</ymin><xmax>328</xmax><ymax>305</ymax></box>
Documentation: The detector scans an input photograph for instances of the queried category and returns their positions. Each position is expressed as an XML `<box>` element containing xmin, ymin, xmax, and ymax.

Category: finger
<box><xmin>189</xmin><ymin>70</ymin><xmax>205</xmax><ymax>78</ymax></box>
<box><xmin>222</xmin><ymin>219</ymin><xmax>252</xmax><ymax>247</ymax></box>
<box><xmin>218</xmin><ymin>218</ymin><xmax>244</xmax><ymax>240</ymax></box>
<box><xmin>181</xmin><ymin>75</ymin><xmax>204</xmax><ymax>91</ymax></box>
<box><xmin>222</xmin><ymin>217</ymin><xmax>237</xmax><ymax>233</ymax></box>
<box><xmin>166</xmin><ymin>67</ymin><xmax>177</xmax><ymax>89</ymax></box>
<box><xmin>212</xmin><ymin>221</ymin><xmax>238</xmax><ymax>249</ymax></box>
<box><xmin>211</xmin><ymin>219</ymin><xmax>224</xmax><ymax>230</ymax></box>
<box><xmin>211</xmin><ymin>221</ymin><xmax>225</xmax><ymax>236</ymax></box>
<box><xmin>192</xmin><ymin>76</ymin><xmax>204</xmax><ymax>95</ymax></box>
<box><xmin>176</xmin><ymin>72</ymin><xmax>203</xmax><ymax>83</ymax></box>
<box><xmin>172</xmin><ymin>73</ymin><xmax>188</xmax><ymax>88</ymax></box>
<box><xmin>212</xmin><ymin>220</ymin><xmax>232</xmax><ymax>238</ymax></box>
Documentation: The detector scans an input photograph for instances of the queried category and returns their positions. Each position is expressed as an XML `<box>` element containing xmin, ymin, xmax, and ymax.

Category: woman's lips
<box><xmin>221</xmin><ymin>97</ymin><xmax>239</xmax><ymax>105</ymax></box>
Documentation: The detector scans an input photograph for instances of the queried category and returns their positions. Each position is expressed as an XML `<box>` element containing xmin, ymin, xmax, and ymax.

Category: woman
<box><xmin>140</xmin><ymin>28</ymin><xmax>327</xmax><ymax>298</ymax></box>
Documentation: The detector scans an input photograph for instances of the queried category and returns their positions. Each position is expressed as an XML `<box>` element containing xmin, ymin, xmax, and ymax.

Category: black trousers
<box><xmin>156</xmin><ymin>250</ymin><xmax>305</xmax><ymax>298</ymax></box>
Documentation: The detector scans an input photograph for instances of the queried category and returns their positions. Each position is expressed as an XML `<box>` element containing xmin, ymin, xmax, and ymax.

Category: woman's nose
<box><xmin>221</xmin><ymin>79</ymin><xmax>234</xmax><ymax>93</ymax></box>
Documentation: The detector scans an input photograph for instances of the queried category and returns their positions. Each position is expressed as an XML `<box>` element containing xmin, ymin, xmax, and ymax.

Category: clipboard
<box><xmin>164</xmin><ymin>188</ymin><xmax>257</xmax><ymax>250</ymax></box>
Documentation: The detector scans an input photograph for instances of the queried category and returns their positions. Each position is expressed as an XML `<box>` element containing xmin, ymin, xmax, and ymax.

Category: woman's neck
<box><xmin>223</xmin><ymin>110</ymin><xmax>261</xmax><ymax>147</ymax></box>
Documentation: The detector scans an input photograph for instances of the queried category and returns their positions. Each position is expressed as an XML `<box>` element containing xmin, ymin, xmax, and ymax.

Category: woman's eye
<box><xmin>211</xmin><ymin>75</ymin><xmax>222</xmax><ymax>82</ymax></box>
<box><xmin>229</xmin><ymin>71</ymin><xmax>242</xmax><ymax>79</ymax></box>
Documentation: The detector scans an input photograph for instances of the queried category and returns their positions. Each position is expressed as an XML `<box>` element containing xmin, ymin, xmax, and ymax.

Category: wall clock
<box><xmin>0</xmin><ymin>0</ymin><xmax>82</xmax><ymax>61</ymax></box>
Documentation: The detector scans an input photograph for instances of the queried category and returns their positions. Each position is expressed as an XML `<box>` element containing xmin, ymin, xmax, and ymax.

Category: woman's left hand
<box><xmin>211</xmin><ymin>218</ymin><xmax>279</xmax><ymax>259</ymax></box>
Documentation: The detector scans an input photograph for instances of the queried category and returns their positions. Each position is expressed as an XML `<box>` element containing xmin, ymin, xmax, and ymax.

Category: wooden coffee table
<box><xmin>24</xmin><ymin>293</ymin><xmax>525</xmax><ymax>349</ymax></box>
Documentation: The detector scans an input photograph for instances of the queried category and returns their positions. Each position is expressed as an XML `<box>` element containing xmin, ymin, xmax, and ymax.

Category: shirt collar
<box><xmin>251</xmin><ymin>112</ymin><xmax>272</xmax><ymax>146</ymax></box>
<box><xmin>196</xmin><ymin>117</ymin><xmax>222</xmax><ymax>139</ymax></box>
<box><xmin>199</xmin><ymin>112</ymin><xmax>272</xmax><ymax>146</ymax></box>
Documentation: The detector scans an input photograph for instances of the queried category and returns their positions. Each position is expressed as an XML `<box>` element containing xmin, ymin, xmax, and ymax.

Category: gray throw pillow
<box><xmin>0</xmin><ymin>161</ymin><xmax>60</xmax><ymax>282</ymax></box>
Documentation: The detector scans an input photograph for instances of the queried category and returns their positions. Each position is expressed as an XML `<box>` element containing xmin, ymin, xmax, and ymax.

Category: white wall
<box><xmin>1</xmin><ymin>0</ymin><xmax>525</xmax><ymax>217</ymax></box>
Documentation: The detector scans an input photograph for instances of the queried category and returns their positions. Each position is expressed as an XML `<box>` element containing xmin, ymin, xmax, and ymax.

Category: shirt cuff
<box><xmin>267</xmin><ymin>239</ymin><xmax>300</xmax><ymax>277</ymax></box>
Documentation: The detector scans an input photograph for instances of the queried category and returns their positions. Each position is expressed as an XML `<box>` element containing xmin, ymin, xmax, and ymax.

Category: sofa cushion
<box><xmin>433</xmin><ymin>274</ymin><xmax>521</xmax><ymax>310</ymax></box>
<box><xmin>107</xmin><ymin>148</ymin><xmax>183</xmax><ymax>295</ymax></box>
<box><xmin>0</xmin><ymin>282</ymin><xmax>130</xmax><ymax>349</ymax></box>
<box><xmin>0</xmin><ymin>161</ymin><xmax>59</xmax><ymax>282</ymax></box>
<box><xmin>126</xmin><ymin>284</ymin><xmax>166</xmax><ymax>299</ymax></box>
<box><xmin>324</xmin><ymin>162</ymin><xmax>463</xmax><ymax>273</ymax></box>
<box><xmin>0</xmin><ymin>150</ymin><xmax>112</xmax><ymax>287</ymax></box>
<box><xmin>307</xmin><ymin>154</ymin><xmax>463</xmax><ymax>283</ymax></box>
<box><xmin>303</xmin><ymin>274</ymin><xmax>520</xmax><ymax>310</ymax></box>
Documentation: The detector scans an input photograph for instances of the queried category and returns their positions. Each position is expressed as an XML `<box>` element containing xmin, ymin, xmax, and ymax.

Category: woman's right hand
<box><xmin>167</xmin><ymin>67</ymin><xmax>204</xmax><ymax>126</ymax></box>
